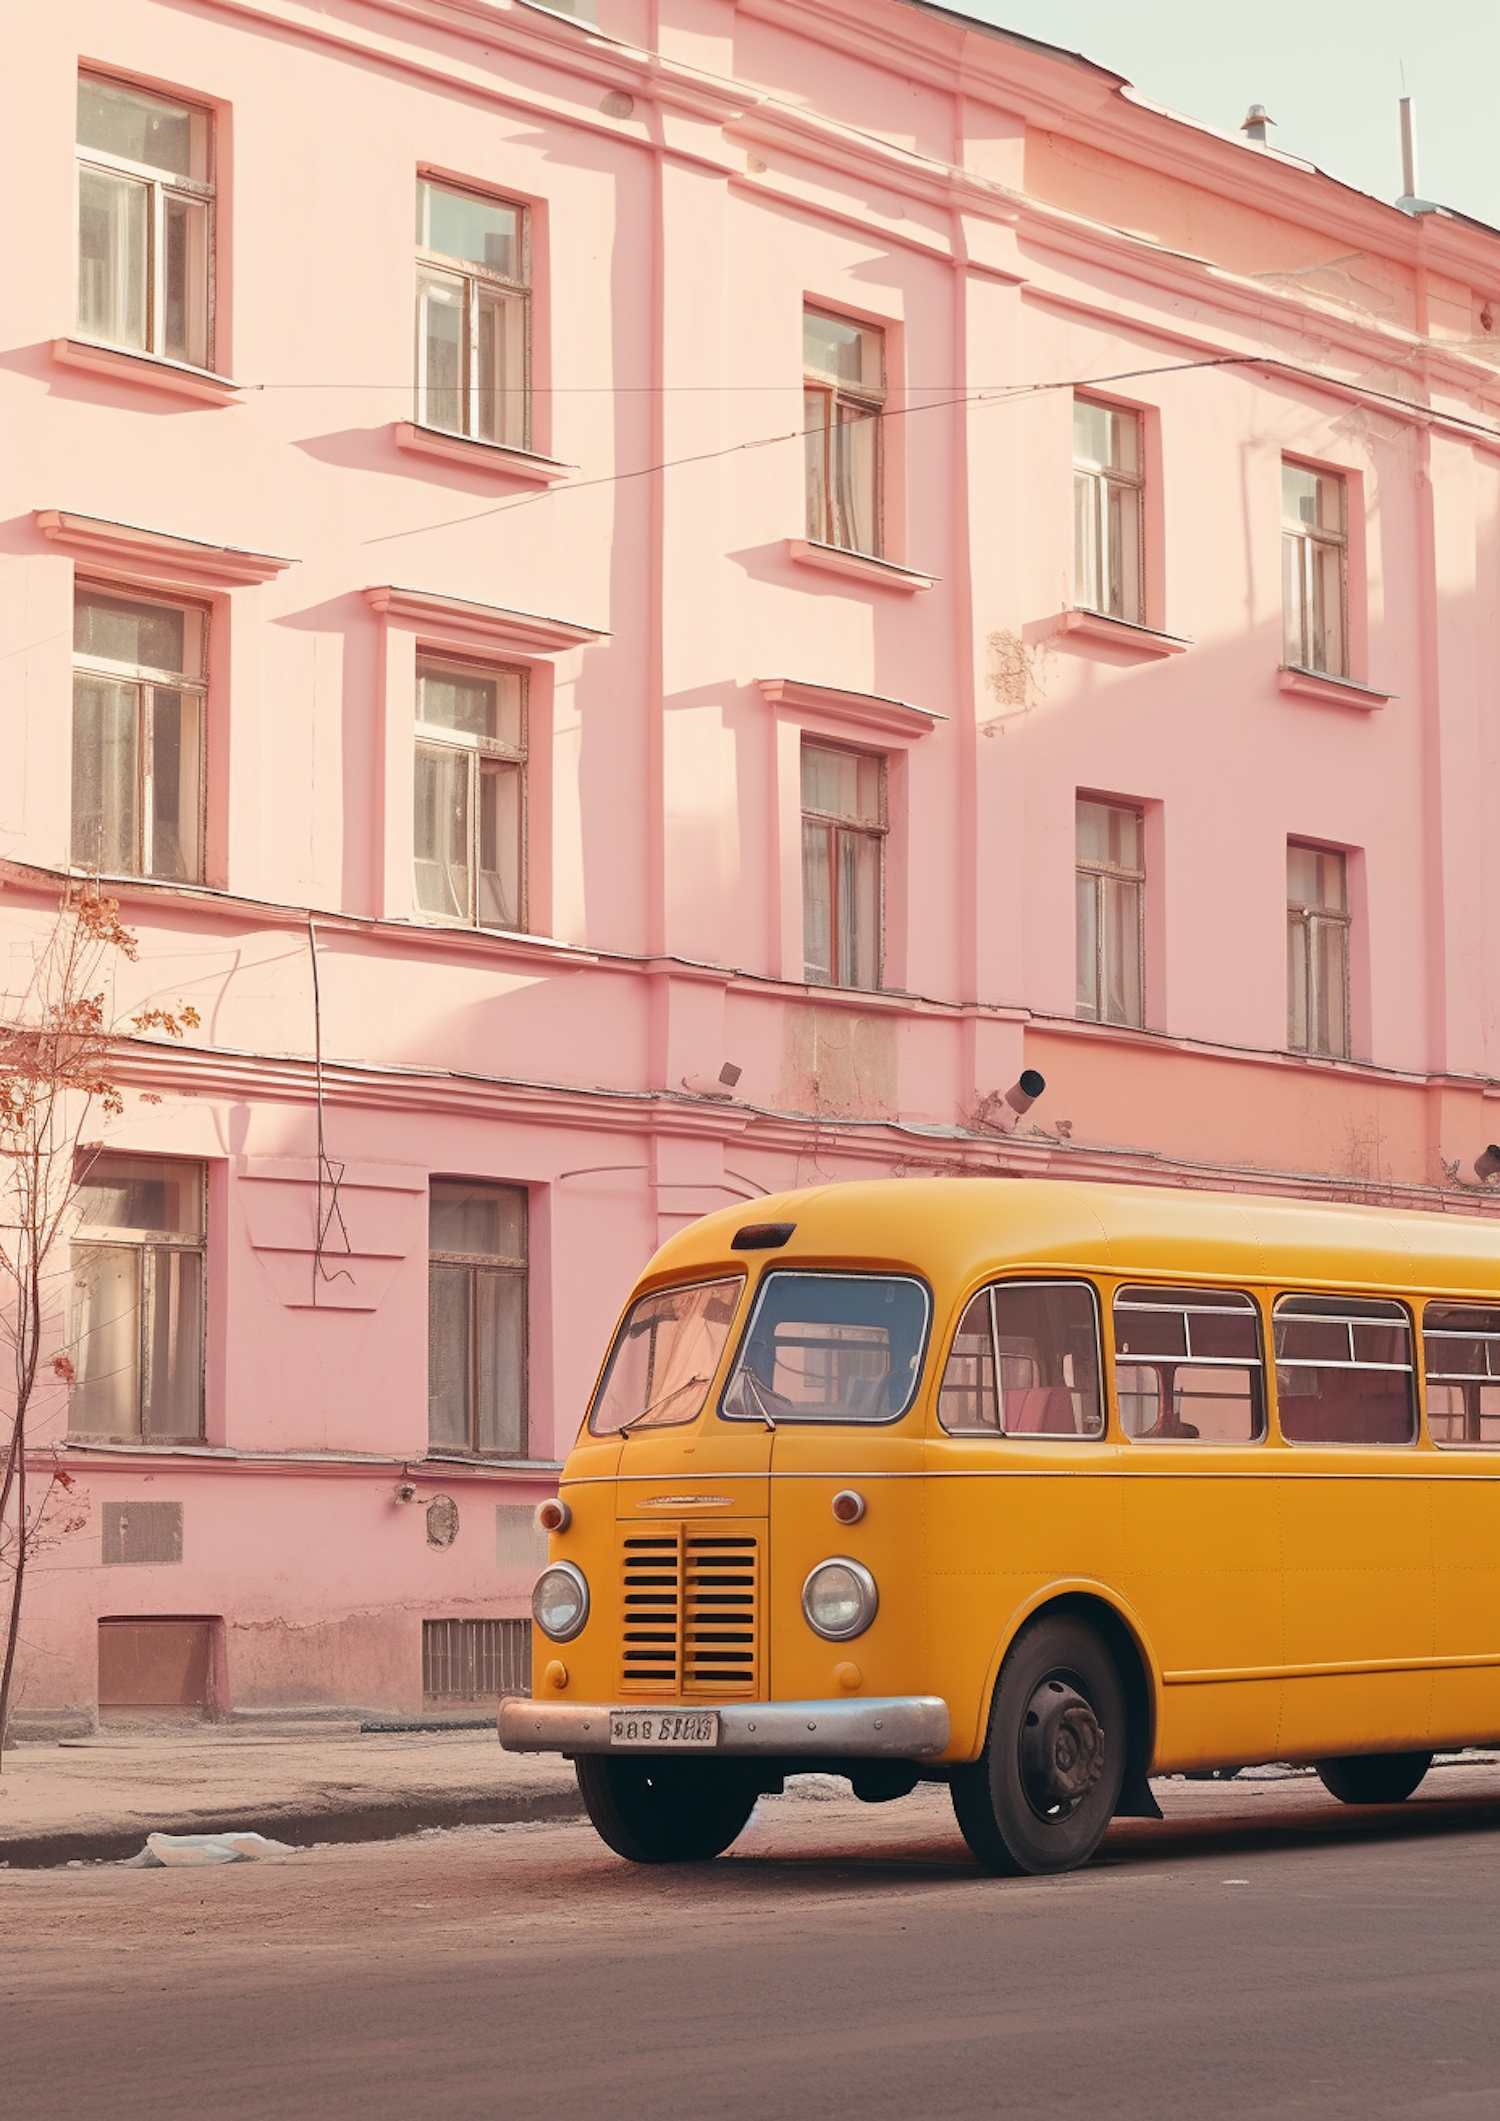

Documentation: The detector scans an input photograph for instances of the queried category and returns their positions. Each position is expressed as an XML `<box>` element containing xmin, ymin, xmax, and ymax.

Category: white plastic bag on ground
<box><xmin>123</xmin><ymin>1830</ymin><xmax>295</xmax><ymax>1868</ymax></box>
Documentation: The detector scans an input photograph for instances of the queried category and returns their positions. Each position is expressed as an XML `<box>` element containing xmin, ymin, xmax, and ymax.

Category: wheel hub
<box><xmin>1020</xmin><ymin>1676</ymin><xmax>1105</xmax><ymax>1818</ymax></box>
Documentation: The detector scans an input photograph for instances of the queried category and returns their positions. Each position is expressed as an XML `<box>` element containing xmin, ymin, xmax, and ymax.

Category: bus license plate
<box><xmin>609</xmin><ymin>1710</ymin><xmax>719</xmax><ymax>1750</ymax></box>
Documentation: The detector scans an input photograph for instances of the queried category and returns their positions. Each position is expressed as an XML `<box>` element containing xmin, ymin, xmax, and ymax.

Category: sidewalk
<box><xmin>0</xmin><ymin>1720</ymin><xmax>582</xmax><ymax>1868</ymax></box>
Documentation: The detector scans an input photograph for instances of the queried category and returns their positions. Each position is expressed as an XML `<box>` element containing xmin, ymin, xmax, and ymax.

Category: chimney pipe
<box><xmin>1399</xmin><ymin>96</ymin><xmax>1418</xmax><ymax>201</ymax></box>
<box><xmin>1240</xmin><ymin>104</ymin><xmax>1275</xmax><ymax>146</ymax></box>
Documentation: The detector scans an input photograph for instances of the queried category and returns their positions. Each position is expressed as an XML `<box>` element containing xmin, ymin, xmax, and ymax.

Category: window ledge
<box><xmin>1058</xmin><ymin>609</ymin><xmax>1191</xmax><ymax>658</ymax></box>
<box><xmin>1279</xmin><ymin>666</ymin><xmax>1394</xmax><ymax>709</ymax></box>
<box><xmin>393</xmin><ymin>423</ymin><xmax>575</xmax><ymax>484</ymax></box>
<box><xmin>757</xmin><ymin>676</ymin><xmax>947</xmax><ymax>739</ymax></box>
<box><xmin>365</xmin><ymin>583</ymin><xmax>607</xmax><ymax>653</ymax></box>
<box><xmin>51</xmin><ymin>337</ymin><xmax>241</xmax><ymax>405</ymax></box>
<box><xmin>37</xmin><ymin>510</ymin><xmax>294</xmax><ymax>587</ymax></box>
<box><xmin>785</xmin><ymin>539</ymin><xmax>937</xmax><ymax>593</ymax></box>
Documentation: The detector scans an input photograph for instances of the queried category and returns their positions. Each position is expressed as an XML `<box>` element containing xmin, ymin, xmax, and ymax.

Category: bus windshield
<box><xmin>589</xmin><ymin>1276</ymin><xmax>745</xmax><ymax>1436</ymax></box>
<box><xmin>720</xmin><ymin>1271</ymin><xmax>931</xmax><ymax>1425</ymax></box>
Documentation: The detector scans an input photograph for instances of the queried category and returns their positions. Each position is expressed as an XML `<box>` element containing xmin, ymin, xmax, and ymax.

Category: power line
<box><xmin>362</xmin><ymin>354</ymin><xmax>1260</xmax><ymax>544</ymax></box>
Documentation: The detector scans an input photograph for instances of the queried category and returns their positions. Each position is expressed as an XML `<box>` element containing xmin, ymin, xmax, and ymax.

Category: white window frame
<box><xmin>800</xmin><ymin>740</ymin><xmax>887</xmax><ymax>991</ymax></box>
<box><xmin>1073</xmin><ymin>397</ymin><xmax>1145</xmax><ymax>623</ymax></box>
<box><xmin>415</xmin><ymin>179</ymin><xmax>531</xmax><ymax>449</ymax></box>
<box><xmin>1287</xmin><ymin>843</ymin><xmax>1350</xmax><ymax>1058</ymax></box>
<box><xmin>804</xmin><ymin>310</ymin><xmax>886</xmax><ymax>557</ymax></box>
<box><xmin>75</xmin><ymin>73</ymin><xmax>215</xmax><ymax>368</ymax></box>
<box><xmin>1282</xmin><ymin>460</ymin><xmax>1349</xmax><ymax>677</ymax></box>
<box><xmin>68</xmin><ymin>1157</ymin><xmax>208</xmax><ymax>1444</ymax></box>
<box><xmin>71</xmin><ymin>584</ymin><xmax>209</xmax><ymax>883</ymax></box>
<box><xmin>1075</xmin><ymin>801</ymin><xmax>1146</xmax><ymax>1028</ymax></box>
<box><xmin>428</xmin><ymin>1182</ymin><xmax>529</xmax><ymax>1459</ymax></box>
<box><xmin>413</xmin><ymin>656</ymin><xmax>529</xmax><ymax>932</ymax></box>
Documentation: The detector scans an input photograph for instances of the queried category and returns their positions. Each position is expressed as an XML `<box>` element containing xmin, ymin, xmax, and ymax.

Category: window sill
<box><xmin>420</xmin><ymin>1452</ymin><xmax>564</xmax><ymax>1473</ymax></box>
<box><xmin>393</xmin><ymin>424</ymin><xmax>575</xmax><ymax>484</ymax></box>
<box><xmin>784</xmin><ymin>539</ymin><xmax>937</xmax><ymax>593</ymax></box>
<box><xmin>52</xmin><ymin>337</ymin><xmax>242</xmax><ymax>405</ymax></box>
<box><xmin>1057</xmin><ymin>609</ymin><xmax>1191</xmax><ymax>658</ymax></box>
<box><xmin>1278</xmin><ymin>666</ymin><xmax>1394</xmax><ymax>709</ymax></box>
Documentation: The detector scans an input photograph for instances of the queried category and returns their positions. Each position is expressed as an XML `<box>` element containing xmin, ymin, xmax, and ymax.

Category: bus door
<box><xmin>1111</xmin><ymin>1284</ymin><xmax>1283</xmax><ymax>1769</ymax></box>
<box><xmin>1269</xmin><ymin>1293</ymin><xmax>1432</xmax><ymax>1757</ymax></box>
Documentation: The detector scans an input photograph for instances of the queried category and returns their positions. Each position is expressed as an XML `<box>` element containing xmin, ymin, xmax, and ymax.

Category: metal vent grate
<box><xmin>422</xmin><ymin>1618</ymin><xmax>531</xmax><ymax>1700</ymax></box>
<box><xmin>101</xmin><ymin>1501</ymin><xmax>183</xmax><ymax>1567</ymax></box>
<box><xmin>620</xmin><ymin>1535</ymin><xmax>681</xmax><ymax>1692</ymax></box>
<box><xmin>684</xmin><ymin>1536</ymin><xmax>759</xmax><ymax>1694</ymax></box>
<box><xmin>620</xmin><ymin>1526</ymin><xmax>761</xmax><ymax>1697</ymax></box>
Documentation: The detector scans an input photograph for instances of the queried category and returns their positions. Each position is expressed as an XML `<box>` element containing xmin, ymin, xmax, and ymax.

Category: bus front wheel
<box><xmin>575</xmin><ymin>1753</ymin><xmax>758</xmax><ymax>1863</ymax></box>
<box><xmin>1314</xmin><ymin>1751</ymin><xmax>1433</xmax><ymax>1805</ymax></box>
<box><xmin>951</xmin><ymin>1616</ymin><xmax>1127</xmax><ymax>1876</ymax></box>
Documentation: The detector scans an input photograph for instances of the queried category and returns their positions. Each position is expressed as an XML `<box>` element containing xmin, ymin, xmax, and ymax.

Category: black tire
<box><xmin>575</xmin><ymin>1753</ymin><xmax>758</xmax><ymax>1863</ymax></box>
<box><xmin>1314</xmin><ymin>1751</ymin><xmax>1433</xmax><ymax>1805</ymax></box>
<box><xmin>951</xmin><ymin>1616</ymin><xmax>1128</xmax><ymax>1876</ymax></box>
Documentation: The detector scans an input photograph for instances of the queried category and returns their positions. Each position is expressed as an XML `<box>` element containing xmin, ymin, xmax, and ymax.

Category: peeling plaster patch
<box><xmin>981</xmin><ymin>629</ymin><xmax>1051</xmax><ymax>732</ymax></box>
<box><xmin>781</xmin><ymin>1008</ymin><xmax>896</xmax><ymax>1118</ymax></box>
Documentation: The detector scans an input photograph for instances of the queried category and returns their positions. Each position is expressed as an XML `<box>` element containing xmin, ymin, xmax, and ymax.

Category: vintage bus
<box><xmin>499</xmin><ymin>1178</ymin><xmax>1500</xmax><ymax>1874</ymax></box>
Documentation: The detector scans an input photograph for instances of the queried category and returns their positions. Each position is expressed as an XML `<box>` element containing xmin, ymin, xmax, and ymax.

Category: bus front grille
<box><xmin>620</xmin><ymin>1524</ymin><xmax>761</xmax><ymax>1698</ymax></box>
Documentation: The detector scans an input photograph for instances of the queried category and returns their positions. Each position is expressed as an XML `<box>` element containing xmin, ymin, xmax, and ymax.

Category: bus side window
<box><xmin>937</xmin><ymin>1282</ymin><xmax>1104</xmax><ymax>1439</ymax></box>
<box><xmin>1423</xmin><ymin>1303</ymin><xmax>1500</xmax><ymax>1447</ymax></box>
<box><xmin>1272</xmin><ymin>1294</ymin><xmax>1415</xmax><ymax>1445</ymax></box>
<box><xmin>1113</xmin><ymin>1286</ymin><xmax>1265</xmax><ymax>1443</ymax></box>
<box><xmin>937</xmin><ymin>1292</ymin><xmax>998</xmax><ymax>1431</ymax></box>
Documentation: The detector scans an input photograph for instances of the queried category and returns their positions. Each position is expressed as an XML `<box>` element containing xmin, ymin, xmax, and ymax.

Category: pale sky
<box><xmin>945</xmin><ymin>0</ymin><xmax>1500</xmax><ymax>233</ymax></box>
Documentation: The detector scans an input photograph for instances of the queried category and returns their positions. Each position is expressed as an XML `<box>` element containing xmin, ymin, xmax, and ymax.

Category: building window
<box><xmin>413</xmin><ymin>658</ymin><xmax>526</xmax><ymax>929</ymax></box>
<box><xmin>428</xmin><ymin>1182</ymin><xmax>528</xmax><ymax>1457</ymax></box>
<box><xmin>1287</xmin><ymin>843</ymin><xmax>1349</xmax><ymax>1056</ymax></box>
<box><xmin>71</xmin><ymin>587</ymin><xmax>207</xmax><ymax>882</ymax></box>
<box><xmin>69</xmin><ymin>1157</ymin><xmax>206</xmax><ymax>1442</ymax></box>
<box><xmin>76</xmin><ymin>74</ymin><xmax>213</xmax><ymax>370</ymax></box>
<box><xmin>801</xmin><ymin>742</ymin><xmax>885</xmax><ymax>990</ymax></box>
<box><xmin>804</xmin><ymin>311</ymin><xmax>884</xmax><ymax>556</ymax></box>
<box><xmin>1076</xmin><ymin>800</ymin><xmax>1145</xmax><ymax>1027</ymax></box>
<box><xmin>1073</xmin><ymin>398</ymin><xmax>1144</xmax><ymax>623</ymax></box>
<box><xmin>415</xmin><ymin>178</ymin><xmax>529</xmax><ymax>449</ymax></box>
<box><xmin>1282</xmin><ymin>461</ymin><xmax>1347</xmax><ymax>676</ymax></box>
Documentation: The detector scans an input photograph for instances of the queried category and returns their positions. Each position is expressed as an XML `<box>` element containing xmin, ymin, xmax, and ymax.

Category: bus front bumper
<box><xmin>498</xmin><ymin>1695</ymin><xmax>951</xmax><ymax>1758</ymax></box>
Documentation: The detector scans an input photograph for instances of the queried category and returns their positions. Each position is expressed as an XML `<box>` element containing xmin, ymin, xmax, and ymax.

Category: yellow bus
<box><xmin>500</xmin><ymin>1178</ymin><xmax>1500</xmax><ymax>1874</ymax></box>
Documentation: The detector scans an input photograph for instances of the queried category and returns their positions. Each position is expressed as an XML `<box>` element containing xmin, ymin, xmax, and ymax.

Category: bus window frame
<box><xmin>1419</xmin><ymin>1300</ymin><xmax>1500</xmax><ymax>1450</ymax></box>
<box><xmin>935</xmin><ymin>1276</ymin><xmax>1107</xmax><ymax>1442</ymax></box>
<box><xmin>1269</xmin><ymin>1290</ymin><xmax>1418</xmax><ymax>1450</ymax></box>
<box><xmin>718</xmin><ymin>1268</ymin><xmax>934</xmax><ymax>1429</ymax></box>
<box><xmin>1110</xmin><ymin>1282</ymin><xmax>1268</xmax><ymax>1446</ymax></box>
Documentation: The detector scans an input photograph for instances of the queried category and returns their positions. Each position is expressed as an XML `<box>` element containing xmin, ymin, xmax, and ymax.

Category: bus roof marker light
<box><xmin>732</xmin><ymin>1221</ymin><xmax>796</xmax><ymax>1250</ymax></box>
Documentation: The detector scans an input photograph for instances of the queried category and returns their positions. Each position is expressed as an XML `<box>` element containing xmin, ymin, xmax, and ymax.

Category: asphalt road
<box><xmin>4</xmin><ymin>1767</ymin><xmax>1500</xmax><ymax>2120</ymax></box>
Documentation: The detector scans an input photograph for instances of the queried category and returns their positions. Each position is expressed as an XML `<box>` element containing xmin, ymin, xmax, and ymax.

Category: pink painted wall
<box><xmin>5</xmin><ymin>0</ymin><xmax>1500</xmax><ymax>1722</ymax></box>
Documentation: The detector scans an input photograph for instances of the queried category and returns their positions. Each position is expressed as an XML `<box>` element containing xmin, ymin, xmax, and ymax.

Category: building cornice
<box><xmin>35</xmin><ymin>510</ymin><xmax>294</xmax><ymax>589</ymax></box>
<box><xmin>363</xmin><ymin>584</ymin><xmax>608</xmax><ymax>653</ymax></box>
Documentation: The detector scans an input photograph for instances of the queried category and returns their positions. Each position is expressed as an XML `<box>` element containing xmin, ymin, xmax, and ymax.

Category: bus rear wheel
<box><xmin>951</xmin><ymin>1616</ymin><xmax>1127</xmax><ymax>1876</ymax></box>
<box><xmin>575</xmin><ymin>1753</ymin><xmax>758</xmax><ymax>1863</ymax></box>
<box><xmin>1314</xmin><ymin>1751</ymin><xmax>1433</xmax><ymax>1805</ymax></box>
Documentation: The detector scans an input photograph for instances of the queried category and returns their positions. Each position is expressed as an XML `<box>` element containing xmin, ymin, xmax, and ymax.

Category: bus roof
<box><xmin>649</xmin><ymin>1178</ymin><xmax>1500</xmax><ymax>1303</ymax></box>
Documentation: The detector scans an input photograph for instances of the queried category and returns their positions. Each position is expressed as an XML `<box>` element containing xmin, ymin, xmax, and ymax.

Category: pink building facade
<box><xmin>7</xmin><ymin>0</ymin><xmax>1500</xmax><ymax>1727</ymax></box>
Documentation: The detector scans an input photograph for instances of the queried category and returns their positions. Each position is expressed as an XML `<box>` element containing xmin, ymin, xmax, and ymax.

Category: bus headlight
<box><xmin>533</xmin><ymin>1562</ymin><xmax>589</xmax><ymax>1643</ymax></box>
<box><xmin>801</xmin><ymin>1558</ymin><xmax>878</xmax><ymax>1642</ymax></box>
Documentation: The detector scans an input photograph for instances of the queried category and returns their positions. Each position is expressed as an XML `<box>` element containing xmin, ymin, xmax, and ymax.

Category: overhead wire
<box><xmin>359</xmin><ymin>353</ymin><xmax>1265</xmax><ymax>542</ymax></box>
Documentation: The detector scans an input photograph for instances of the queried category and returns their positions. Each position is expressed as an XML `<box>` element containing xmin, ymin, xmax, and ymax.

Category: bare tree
<box><xmin>0</xmin><ymin>883</ymin><xmax>199</xmax><ymax>1758</ymax></box>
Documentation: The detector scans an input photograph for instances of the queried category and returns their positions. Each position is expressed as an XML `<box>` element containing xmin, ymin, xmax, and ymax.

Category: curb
<box><xmin>0</xmin><ymin>1786</ymin><xmax>586</xmax><ymax>1870</ymax></box>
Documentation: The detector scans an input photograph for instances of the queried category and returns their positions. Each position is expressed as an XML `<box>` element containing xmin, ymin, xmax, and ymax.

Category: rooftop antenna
<box><xmin>1397</xmin><ymin>90</ymin><xmax>1437</xmax><ymax>214</ymax></box>
<box><xmin>1240</xmin><ymin>104</ymin><xmax>1275</xmax><ymax>146</ymax></box>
